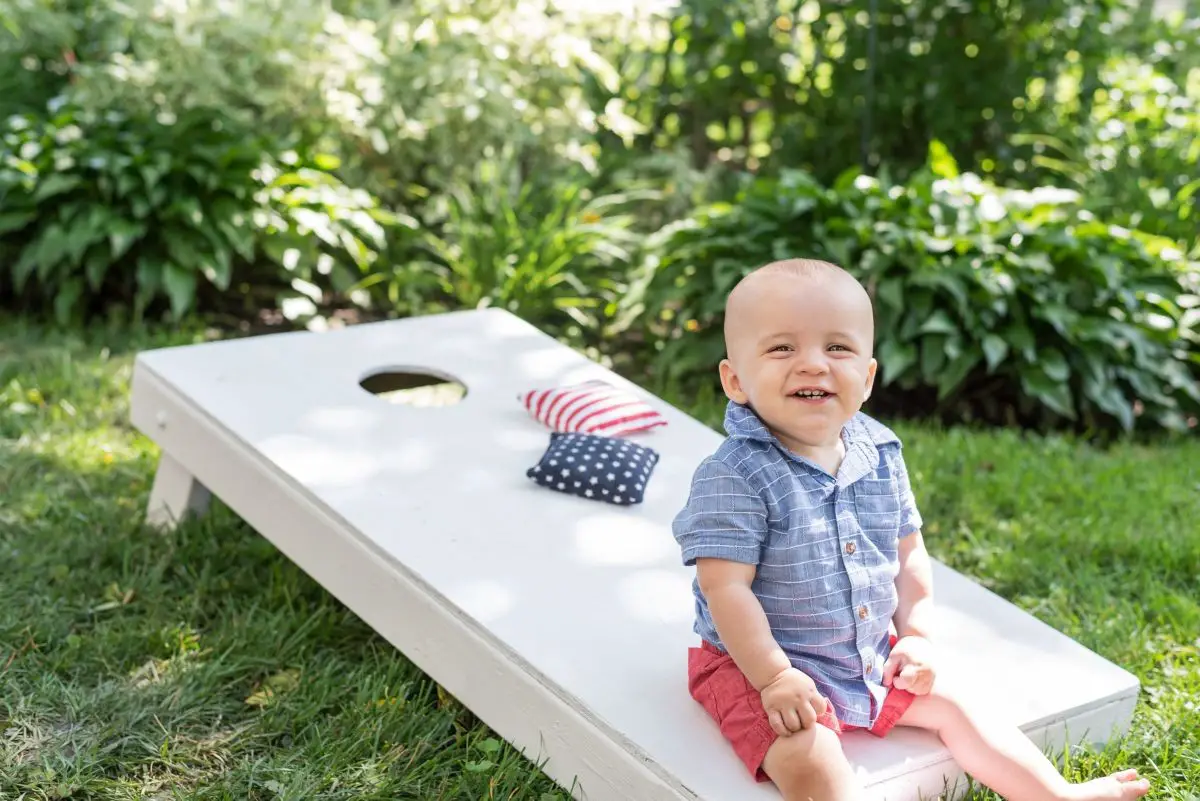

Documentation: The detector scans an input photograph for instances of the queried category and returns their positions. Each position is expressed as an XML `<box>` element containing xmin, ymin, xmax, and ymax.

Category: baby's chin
<box><xmin>765</xmin><ymin>413</ymin><xmax>849</xmax><ymax>448</ymax></box>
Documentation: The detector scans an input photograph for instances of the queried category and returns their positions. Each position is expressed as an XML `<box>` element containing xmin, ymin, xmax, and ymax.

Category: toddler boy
<box><xmin>672</xmin><ymin>259</ymin><xmax>1150</xmax><ymax>800</ymax></box>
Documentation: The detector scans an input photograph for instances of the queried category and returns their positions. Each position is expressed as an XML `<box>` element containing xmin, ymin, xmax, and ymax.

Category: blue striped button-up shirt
<box><xmin>673</xmin><ymin>401</ymin><xmax>923</xmax><ymax>728</ymax></box>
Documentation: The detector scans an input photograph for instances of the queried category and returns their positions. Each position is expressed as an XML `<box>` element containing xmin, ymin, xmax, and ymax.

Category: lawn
<box><xmin>2</xmin><ymin>322</ymin><xmax>1197</xmax><ymax>800</ymax></box>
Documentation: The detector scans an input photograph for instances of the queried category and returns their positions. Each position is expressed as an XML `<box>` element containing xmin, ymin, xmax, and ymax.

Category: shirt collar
<box><xmin>723</xmin><ymin>400</ymin><xmax>882</xmax><ymax>489</ymax></box>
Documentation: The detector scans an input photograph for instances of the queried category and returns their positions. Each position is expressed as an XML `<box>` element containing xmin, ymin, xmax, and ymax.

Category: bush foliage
<box><xmin>0</xmin><ymin>99</ymin><xmax>407</xmax><ymax>322</ymax></box>
<box><xmin>632</xmin><ymin>143</ymin><xmax>1200</xmax><ymax>434</ymax></box>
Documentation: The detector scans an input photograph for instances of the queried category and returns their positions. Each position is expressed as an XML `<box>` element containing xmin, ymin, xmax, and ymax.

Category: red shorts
<box><xmin>687</xmin><ymin>640</ymin><xmax>916</xmax><ymax>782</ymax></box>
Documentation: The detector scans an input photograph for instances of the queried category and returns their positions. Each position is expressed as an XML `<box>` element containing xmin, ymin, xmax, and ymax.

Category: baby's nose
<box><xmin>793</xmin><ymin>351</ymin><xmax>828</xmax><ymax>373</ymax></box>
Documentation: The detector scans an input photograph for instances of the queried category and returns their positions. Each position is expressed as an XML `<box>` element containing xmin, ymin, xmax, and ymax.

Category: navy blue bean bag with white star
<box><xmin>526</xmin><ymin>432</ymin><xmax>659</xmax><ymax>506</ymax></box>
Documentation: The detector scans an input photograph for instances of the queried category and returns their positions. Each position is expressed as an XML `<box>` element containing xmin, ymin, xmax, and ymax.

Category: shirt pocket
<box><xmin>852</xmin><ymin>478</ymin><xmax>901</xmax><ymax>549</ymax></box>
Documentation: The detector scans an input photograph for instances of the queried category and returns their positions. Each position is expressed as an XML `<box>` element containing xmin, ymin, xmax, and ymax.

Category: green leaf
<box><xmin>907</xmin><ymin>291</ymin><xmax>934</xmax><ymax>328</ymax></box>
<box><xmin>928</xmin><ymin>139</ymin><xmax>959</xmax><ymax>179</ymax></box>
<box><xmin>937</xmin><ymin>349</ymin><xmax>981</xmax><ymax>400</ymax></box>
<box><xmin>914</xmin><ymin>270</ymin><xmax>970</xmax><ymax>316</ymax></box>
<box><xmin>173</xmin><ymin>196</ymin><xmax>204</xmax><ymax>226</ymax></box>
<box><xmin>136</xmin><ymin>256</ymin><xmax>163</xmax><ymax>294</ymax></box>
<box><xmin>312</xmin><ymin>153</ymin><xmax>342</xmax><ymax>171</ymax></box>
<box><xmin>919</xmin><ymin>310</ymin><xmax>958</xmax><ymax>336</ymax></box>
<box><xmin>162</xmin><ymin>262</ymin><xmax>198</xmax><ymax>318</ymax></box>
<box><xmin>53</xmin><ymin>279</ymin><xmax>84</xmax><ymax>324</ymax></box>
<box><xmin>34</xmin><ymin>223</ymin><xmax>70</xmax><ymax>281</ymax></box>
<box><xmin>1021</xmin><ymin>366</ymin><xmax>1075</xmax><ymax>419</ymax></box>
<box><xmin>109</xmin><ymin>219</ymin><xmax>146</xmax><ymax>261</ymax></box>
<box><xmin>84</xmin><ymin>246</ymin><xmax>111</xmax><ymax>291</ymax></box>
<box><xmin>1033</xmin><ymin>304</ymin><xmax>1076</xmax><ymax>336</ymax></box>
<box><xmin>32</xmin><ymin>174</ymin><xmax>81</xmax><ymax>203</ymax></box>
<box><xmin>920</xmin><ymin>335</ymin><xmax>948</xmax><ymax>378</ymax></box>
<box><xmin>1082</xmin><ymin>375</ymin><xmax>1134</xmax><ymax>431</ymax></box>
<box><xmin>140</xmin><ymin>165</ymin><xmax>163</xmax><ymax>189</ymax></box>
<box><xmin>833</xmin><ymin>166</ymin><xmax>863</xmax><ymax>193</ymax></box>
<box><xmin>1006</xmin><ymin>323</ymin><xmax>1036</xmax><ymax>362</ymax></box>
<box><xmin>12</xmin><ymin>242</ymin><xmax>41</xmax><ymax>290</ymax></box>
<box><xmin>876</xmin><ymin>279</ymin><xmax>904</xmax><ymax>313</ymax></box>
<box><xmin>1122</xmin><ymin>368</ymin><xmax>1174</xmax><ymax>408</ymax></box>
<box><xmin>202</xmin><ymin>247</ymin><xmax>233</xmax><ymax>291</ymax></box>
<box><xmin>0</xmin><ymin>212</ymin><xmax>35</xmax><ymax>235</ymax></box>
<box><xmin>876</xmin><ymin>339</ymin><xmax>917</xmax><ymax>385</ymax></box>
<box><xmin>63</xmin><ymin>209</ymin><xmax>109</xmax><ymax>267</ymax></box>
<box><xmin>982</xmin><ymin>334</ymin><xmax>1008</xmax><ymax>371</ymax></box>
<box><xmin>219</xmin><ymin>219</ymin><xmax>256</xmax><ymax>262</ymax></box>
<box><xmin>165</xmin><ymin>236</ymin><xmax>199</xmax><ymax>271</ymax></box>
<box><xmin>117</xmin><ymin>170</ymin><xmax>139</xmax><ymax>198</ymax></box>
<box><xmin>131</xmin><ymin>194</ymin><xmax>153</xmax><ymax>219</ymax></box>
<box><xmin>1038</xmin><ymin>348</ymin><xmax>1070</xmax><ymax>383</ymax></box>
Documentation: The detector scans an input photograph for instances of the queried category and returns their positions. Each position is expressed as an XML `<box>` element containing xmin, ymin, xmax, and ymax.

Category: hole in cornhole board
<box><xmin>358</xmin><ymin>368</ymin><xmax>467</xmax><ymax>408</ymax></box>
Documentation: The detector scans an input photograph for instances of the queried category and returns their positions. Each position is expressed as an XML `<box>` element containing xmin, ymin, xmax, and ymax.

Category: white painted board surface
<box><xmin>130</xmin><ymin>308</ymin><xmax>1139</xmax><ymax>800</ymax></box>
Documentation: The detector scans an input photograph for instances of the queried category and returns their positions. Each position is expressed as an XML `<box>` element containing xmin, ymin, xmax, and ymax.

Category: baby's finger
<box><xmin>768</xmin><ymin>709</ymin><xmax>790</xmax><ymax>737</ymax></box>
<box><xmin>783</xmin><ymin>707</ymin><xmax>803</xmax><ymax>733</ymax></box>
<box><xmin>881</xmin><ymin>655</ymin><xmax>901</xmax><ymax>687</ymax></box>
<box><xmin>798</xmin><ymin>701</ymin><xmax>817</xmax><ymax>730</ymax></box>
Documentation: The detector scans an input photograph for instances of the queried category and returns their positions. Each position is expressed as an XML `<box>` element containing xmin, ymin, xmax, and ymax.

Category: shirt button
<box><xmin>864</xmin><ymin>659</ymin><xmax>873</xmax><ymax>675</ymax></box>
<box><xmin>845</xmin><ymin>541</ymin><xmax>856</xmax><ymax>555</ymax></box>
<box><xmin>858</xmin><ymin>605</ymin><xmax>869</xmax><ymax>620</ymax></box>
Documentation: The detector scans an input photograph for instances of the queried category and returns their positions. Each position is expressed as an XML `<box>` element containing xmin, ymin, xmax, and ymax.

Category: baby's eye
<box><xmin>767</xmin><ymin>344</ymin><xmax>793</xmax><ymax>354</ymax></box>
<box><xmin>827</xmin><ymin>344</ymin><xmax>850</xmax><ymax>352</ymax></box>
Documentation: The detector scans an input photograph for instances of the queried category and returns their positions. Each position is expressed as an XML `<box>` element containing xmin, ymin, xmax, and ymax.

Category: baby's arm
<box><xmin>673</xmin><ymin>457</ymin><xmax>789</xmax><ymax>685</ymax></box>
<box><xmin>673</xmin><ymin>458</ymin><xmax>827</xmax><ymax>734</ymax></box>
<box><xmin>893</xmin><ymin>531</ymin><xmax>935</xmax><ymax>639</ymax></box>
<box><xmin>883</xmin><ymin>450</ymin><xmax>939</xmax><ymax>693</ymax></box>
<box><xmin>698</xmin><ymin>557</ymin><xmax>828</xmax><ymax>734</ymax></box>
<box><xmin>695</xmin><ymin>558</ymin><xmax>791</xmax><ymax>689</ymax></box>
<box><xmin>892</xmin><ymin>448</ymin><xmax>934</xmax><ymax>640</ymax></box>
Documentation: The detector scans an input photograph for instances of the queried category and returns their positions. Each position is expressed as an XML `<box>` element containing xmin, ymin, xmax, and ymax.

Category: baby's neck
<box><xmin>783</xmin><ymin>435</ymin><xmax>847</xmax><ymax>477</ymax></box>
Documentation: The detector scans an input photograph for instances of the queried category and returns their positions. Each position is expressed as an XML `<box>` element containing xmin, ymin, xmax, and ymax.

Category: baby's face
<box><xmin>719</xmin><ymin>272</ymin><xmax>877</xmax><ymax>453</ymax></box>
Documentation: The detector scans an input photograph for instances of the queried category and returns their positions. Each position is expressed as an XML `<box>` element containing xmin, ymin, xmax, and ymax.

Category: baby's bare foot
<box><xmin>1061</xmin><ymin>769</ymin><xmax>1150</xmax><ymax>801</ymax></box>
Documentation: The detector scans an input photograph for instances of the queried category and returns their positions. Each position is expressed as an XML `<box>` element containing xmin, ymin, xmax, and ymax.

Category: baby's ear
<box><xmin>719</xmin><ymin>359</ymin><xmax>748</xmax><ymax>403</ymax></box>
<box><xmin>863</xmin><ymin>357</ymin><xmax>879</xmax><ymax>400</ymax></box>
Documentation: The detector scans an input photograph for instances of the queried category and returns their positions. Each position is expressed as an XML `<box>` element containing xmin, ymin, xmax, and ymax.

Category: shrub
<box><xmin>601</xmin><ymin>0</ymin><xmax>1148</xmax><ymax>179</ymax></box>
<box><xmin>0</xmin><ymin>98</ymin><xmax>408</xmax><ymax>323</ymax></box>
<box><xmin>0</xmin><ymin>0</ymin><xmax>127</xmax><ymax>118</ymax></box>
<box><xmin>1011</xmin><ymin>21</ymin><xmax>1200</xmax><ymax>255</ymax></box>
<box><xmin>630</xmin><ymin>143</ymin><xmax>1200</xmax><ymax>435</ymax></box>
<box><xmin>405</xmin><ymin>157</ymin><xmax>645</xmax><ymax>344</ymax></box>
<box><xmin>49</xmin><ymin>0</ymin><xmax>641</xmax><ymax>216</ymax></box>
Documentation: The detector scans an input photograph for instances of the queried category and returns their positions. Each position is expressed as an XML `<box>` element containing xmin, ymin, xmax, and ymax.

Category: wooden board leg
<box><xmin>145</xmin><ymin>452</ymin><xmax>211</xmax><ymax>530</ymax></box>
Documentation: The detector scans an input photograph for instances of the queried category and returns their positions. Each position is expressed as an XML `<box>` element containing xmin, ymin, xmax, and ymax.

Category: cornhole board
<box><xmin>129</xmin><ymin>308</ymin><xmax>1140</xmax><ymax>801</ymax></box>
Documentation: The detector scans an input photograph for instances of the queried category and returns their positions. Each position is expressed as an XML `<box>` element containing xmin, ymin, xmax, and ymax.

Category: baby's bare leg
<box><xmin>896</xmin><ymin>688</ymin><xmax>1149</xmax><ymax>801</ymax></box>
<box><xmin>762</xmin><ymin>724</ymin><xmax>865</xmax><ymax>801</ymax></box>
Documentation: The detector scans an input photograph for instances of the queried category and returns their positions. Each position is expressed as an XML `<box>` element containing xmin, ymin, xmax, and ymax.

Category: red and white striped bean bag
<box><xmin>517</xmin><ymin>380</ymin><xmax>668</xmax><ymax>438</ymax></box>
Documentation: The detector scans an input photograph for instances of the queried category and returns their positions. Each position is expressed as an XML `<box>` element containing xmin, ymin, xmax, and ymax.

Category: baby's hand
<box><xmin>759</xmin><ymin>667</ymin><xmax>829</xmax><ymax>736</ymax></box>
<box><xmin>882</xmin><ymin>635</ymin><xmax>937</xmax><ymax>695</ymax></box>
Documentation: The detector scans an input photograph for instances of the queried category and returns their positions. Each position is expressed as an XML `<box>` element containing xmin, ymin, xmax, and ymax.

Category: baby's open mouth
<box><xmin>792</xmin><ymin>389</ymin><xmax>833</xmax><ymax>399</ymax></box>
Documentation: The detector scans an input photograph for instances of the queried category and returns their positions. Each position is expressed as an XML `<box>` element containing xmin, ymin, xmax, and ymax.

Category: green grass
<box><xmin>2</xmin><ymin>322</ymin><xmax>1198</xmax><ymax>800</ymax></box>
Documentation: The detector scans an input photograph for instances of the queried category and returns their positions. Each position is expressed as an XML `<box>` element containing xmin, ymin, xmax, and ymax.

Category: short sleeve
<box><xmin>894</xmin><ymin>450</ymin><xmax>923</xmax><ymax>538</ymax></box>
<box><xmin>672</xmin><ymin>458</ymin><xmax>768</xmax><ymax>566</ymax></box>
